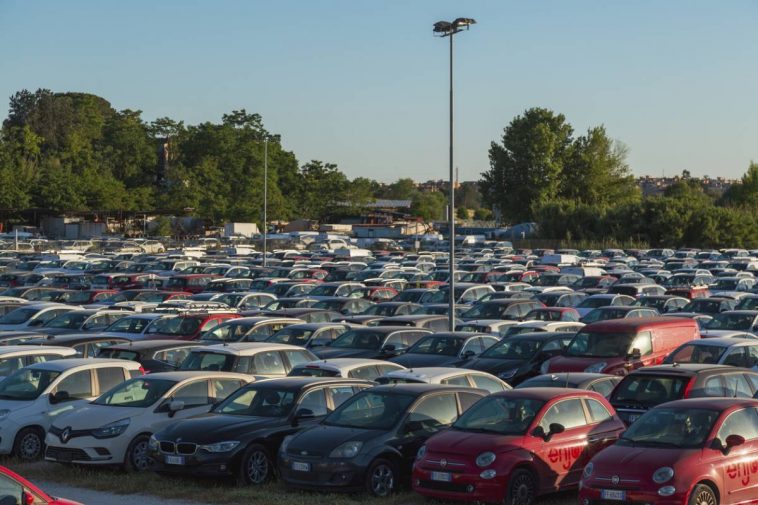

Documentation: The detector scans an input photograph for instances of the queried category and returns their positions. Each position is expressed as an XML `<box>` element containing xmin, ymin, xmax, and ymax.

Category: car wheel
<box><xmin>365</xmin><ymin>458</ymin><xmax>396</xmax><ymax>497</ymax></box>
<box><xmin>238</xmin><ymin>444</ymin><xmax>272</xmax><ymax>485</ymax></box>
<box><xmin>689</xmin><ymin>484</ymin><xmax>718</xmax><ymax>505</ymax></box>
<box><xmin>504</xmin><ymin>468</ymin><xmax>536</xmax><ymax>505</ymax></box>
<box><xmin>13</xmin><ymin>427</ymin><xmax>44</xmax><ymax>461</ymax></box>
<box><xmin>124</xmin><ymin>435</ymin><xmax>152</xmax><ymax>472</ymax></box>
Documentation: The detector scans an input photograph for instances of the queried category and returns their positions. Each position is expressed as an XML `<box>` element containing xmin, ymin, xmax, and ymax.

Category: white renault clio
<box><xmin>0</xmin><ymin>358</ymin><xmax>142</xmax><ymax>460</ymax></box>
<box><xmin>45</xmin><ymin>371</ymin><xmax>251</xmax><ymax>471</ymax></box>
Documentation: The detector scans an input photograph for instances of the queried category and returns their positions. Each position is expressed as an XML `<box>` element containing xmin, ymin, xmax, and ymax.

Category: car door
<box><xmin>713</xmin><ymin>408</ymin><xmax>758</xmax><ymax>503</ymax></box>
<box><xmin>46</xmin><ymin>369</ymin><xmax>95</xmax><ymax>424</ymax></box>
<box><xmin>533</xmin><ymin>398</ymin><xmax>592</xmax><ymax>488</ymax></box>
<box><xmin>153</xmin><ymin>379</ymin><xmax>213</xmax><ymax>430</ymax></box>
<box><xmin>583</xmin><ymin>398</ymin><xmax>624</xmax><ymax>459</ymax></box>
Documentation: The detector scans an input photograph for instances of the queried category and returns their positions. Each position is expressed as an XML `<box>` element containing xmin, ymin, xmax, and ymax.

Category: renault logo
<box><xmin>60</xmin><ymin>427</ymin><xmax>71</xmax><ymax>444</ymax></box>
<box><xmin>611</xmin><ymin>475</ymin><xmax>620</xmax><ymax>485</ymax></box>
<box><xmin>440</xmin><ymin>458</ymin><xmax>447</xmax><ymax>468</ymax></box>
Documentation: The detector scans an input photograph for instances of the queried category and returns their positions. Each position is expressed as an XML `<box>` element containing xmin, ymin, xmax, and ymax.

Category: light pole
<box><xmin>263</xmin><ymin>137</ymin><xmax>268</xmax><ymax>267</ymax></box>
<box><xmin>434</xmin><ymin>17</ymin><xmax>476</xmax><ymax>331</ymax></box>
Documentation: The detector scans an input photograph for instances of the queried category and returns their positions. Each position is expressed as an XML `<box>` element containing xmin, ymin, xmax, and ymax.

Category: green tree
<box><xmin>379</xmin><ymin>178</ymin><xmax>417</xmax><ymax>200</ymax></box>
<box><xmin>456</xmin><ymin>206</ymin><xmax>469</xmax><ymax>220</ymax></box>
<box><xmin>411</xmin><ymin>192</ymin><xmax>446</xmax><ymax>221</ymax></box>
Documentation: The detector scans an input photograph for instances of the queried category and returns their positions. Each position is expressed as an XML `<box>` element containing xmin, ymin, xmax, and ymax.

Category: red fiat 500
<box><xmin>412</xmin><ymin>388</ymin><xmax>626</xmax><ymax>505</ymax></box>
<box><xmin>579</xmin><ymin>397</ymin><xmax>758</xmax><ymax>505</ymax></box>
<box><xmin>0</xmin><ymin>465</ymin><xmax>82</xmax><ymax>504</ymax></box>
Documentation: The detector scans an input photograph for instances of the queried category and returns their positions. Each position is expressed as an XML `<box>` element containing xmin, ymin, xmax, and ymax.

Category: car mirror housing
<box><xmin>49</xmin><ymin>391</ymin><xmax>70</xmax><ymax>405</ymax></box>
<box><xmin>168</xmin><ymin>400</ymin><xmax>185</xmax><ymax>417</ymax></box>
<box><xmin>724</xmin><ymin>434</ymin><xmax>745</xmax><ymax>453</ymax></box>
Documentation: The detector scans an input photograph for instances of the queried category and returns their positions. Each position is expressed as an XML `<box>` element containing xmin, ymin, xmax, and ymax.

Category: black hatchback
<box><xmin>149</xmin><ymin>377</ymin><xmax>373</xmax><ymax>484</ymax></box>
<box><xmin>278</xmin><ymin>384</ymin><xmax>487</xmax><ymax>496</ymax></box>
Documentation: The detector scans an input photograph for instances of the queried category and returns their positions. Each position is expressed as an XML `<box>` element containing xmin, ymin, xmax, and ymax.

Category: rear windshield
<box><xmin>289</xmin><ymin>367</ymin><xmax>339</xmax><ymax>377</ymax></box>
<box><xmin>611</xmin><ymin>374</ymin><xmax>689</xmax><ymax>408</ymax></box>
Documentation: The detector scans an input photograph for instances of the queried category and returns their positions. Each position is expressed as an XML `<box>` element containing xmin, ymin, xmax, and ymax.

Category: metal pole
<box><xmin>448</xmin><ymin>31</ymin><xmax>455</xmax><ymax>331</ymax></box>
<box><xmin>263</xmin><ymin>138</ymin><xmax>268</xmax><ymax>267</ymax></box>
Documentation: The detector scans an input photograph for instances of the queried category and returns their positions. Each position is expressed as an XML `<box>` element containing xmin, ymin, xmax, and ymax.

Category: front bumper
<box><xmin>412</xmin><ymin>465</ymin><xmax>506</xmax><ymax>503</ymax></box>
<box><xmin>44</xmin><ymin>433</ymin><xmax>123</xmax><ymax>465</ymax></box>
<box><xmin>278</xmin><ymin>452</ymin><xmax>366</xmax><ymax>491</ymax></box>
<box><xmin>147</xmin><ymin>446</ymin><xmax>238</xmax><ymax>477</ymax></box>
<box><xmin>579</xmin><ymin>483</ymin><xmax>689</xmax><ymax>505</ymax></box>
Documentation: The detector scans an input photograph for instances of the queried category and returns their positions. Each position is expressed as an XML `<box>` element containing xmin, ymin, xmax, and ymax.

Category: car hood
<box><xmin>425</xmin><ymin>429</ymin><xmax>525</xmax><ymax>456</ymax></box>
<box><xmin>50</xmin><ymin>404</ymin><xmax>146</xmax><ymax>430</ymax></box>
<box><xmin>288</xmin><ymin>424</ymin><xmax>384</xmax><ymax>457</ymax></box>
<box><xmin>0</xmin><ymin>399</ymin><xmax>35</xmax><ymax>413</ymax></box>
<box><xmin>388</xmin><ymin>354</ymin><xmax>460</xmax><ymax>368</ymax></box>
<box><xmin>547</xmin><ymin>356</ymin><xmax>618</xmax><ymax>373</ymax></box>
<box><xmin>589</xmin><ymin>444</ymin><xmax>698</xmax><ymax>479</ymax></box>
<box><xmin>459</xmin><ymin>357</ymin><xmax>526</xmax><ymax>374</ymax></box>
<box><xmin>156</xmin><ymin>412</ymin><xmax>285</xmax><ymax>443</ymax></box>
<box><xmin>313</xmin><ymin>347</ymin><xmax>378</xmax><ymax>359</ymax></box>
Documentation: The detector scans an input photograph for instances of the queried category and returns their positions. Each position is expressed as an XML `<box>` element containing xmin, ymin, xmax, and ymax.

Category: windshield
<box><xmin>134</xmin><ymin>292</ymin><xmax>171</xmax><ymax>303</ymax></box>
<box><xmin>0</xmin><ymin>368</ymin><xmax>60</xmax><ymax>400</ymax></box>
<box><xmin>666</xmin><ymin>344</ymin><xmax>727</xmax><ymax>365</ymax></box>
<box><xmin>407</xmin><ymin>336</ymin><xmax>463</xmax><ymax>356</ymax></box>
<box><xmin>106</xmin><ymin>316</ymin><xmax>155</xmax><ymax>334</ymax></box>
<box><xmin>611</xmin><ymin>375</ymin><xmax>689</xmax><ymax>407</ymax></box>
<box><xmin>324</xmin><ymin>391</ymin><xmax>415</xmax><ymax>430</ymax></box>
<box><xmin>0</xmin><ymin>307</ymin><xmax>38</xmax><ymax>325</ymax></box>
<box><xmin>634</xmin><ymin>298</ymin><xmax>665</xmax><ymax>310</ymax></box>
<box><xmin>94</xmin><ymin>378</ymin><xmax>175</xmax><ymax>407</ymax></box>
<box><xmin>566</xmin><ymin>331</ymin><xmax>634</xmax><ymax>358</ymax></box>
<box><xmin>268</xmin><ymin>328</ymin><xmax>314</xmax><ymax>346</ymax></box>
<box><xmin>683</xmin><ymin>300</ymin><xmax>724</xmax><ymax>314</ymax></box>
<box><xmin>289</xmin><ymin>366</ymin><xmax>339</xmax><ymax>377</ymax></box>
<box><xmin>44</xmin><ymin>312</ymin><xmax>89</xmax><ymax>329</ymax></box>
<box><xmin>97</xmin><ymin>349</ymin><xmax>139</xmax><ymax>361</ymax></box>
<box><xmin>705</xmin><ymin>313</ymin><xmax>755</xmax><ymax>331</ymax></box>
<box><xmin>453</xmin><ymin>396</ymin><xmax>544</xmax><ymax>435</ymax></box>
<box><xmin>214</xmin><ymin>387</ymin><xmax>296</xmax><ymax>417</ymax></box>
<box><xmin>482</xmin><ymin>339</ymin><xmax>541</xmax><ymax>360</ymax></box>
<box><xmin>535</xmin><ymin>294</ymin><xmax>561</xmax><ymax>306</ymax></box>
<box><xmin>145</xmin><ymin>316</ymin><xmax>201</xmax><ymax>336</ymax></box>
<box><xmin>736</xmin><ymin>298</ymin><xmax>758</xmax><ymax>311</ymax></box>
<box><xmin>713</xmin><ymin>280</ymin><xmax>738</xmax><ymax>290</ymax></box>
<box><xmin>362</xmin><ymin>304</ymin><xmax>401</xmax><ymax>316</ymax></box>
<box><xmin>619</xmin><ymin>407</ymin><xmax>718</xmax><ymax>448</ymax></box>
<box><xmin>581</xmin><ymin>308</ymin><xmax>629</xmax><ymax>323</ymax></box>
<box><xmin>462</xmin><ymin>303</ymin><xmax>507</xmax><ymax>319</ymax></box>
<box><xmin>202</xmin><ymin>321</ymin><xmax>254</xmax><ymax>342</ymax></box>
<box><xmin>59</xmin><ymin>291</ymin><xmax>95</xmax><ymax>304</ymax></box>
<box><xmin>578</xmin><ymin>297</ymin><xmax>614</xmax><ymax>309</ymax></box>
<box><xmin>308</xmin><ymin>285</ymin><xmax>339</xmax><ymax>297</ymax></box>
<box><xmin>665</xmin><ymin>275</ymin><xmax>695</xmax><ymax>287</ymax></box>
<box><xmin>179</xmin><ymin>352</ymin><xmax>235</xmax><ymax>371</ymax></box>
<box><xmin>330</xmin><ymin>330</ymin><xmax>384</xmax><ymax>349</ymax></box>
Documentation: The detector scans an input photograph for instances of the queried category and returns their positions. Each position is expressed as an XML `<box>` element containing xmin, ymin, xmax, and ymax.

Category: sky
<box><xmin>1</xmin><ymin>0</ymin><xmax>757</xmax><ymax>183</ymax></box>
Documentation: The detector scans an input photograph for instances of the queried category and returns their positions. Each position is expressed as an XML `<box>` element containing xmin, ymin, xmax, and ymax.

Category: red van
<box><xmin>543</xmin><ymin>317</ymin><xmax>700</xmax><ymax>376</ymax></box>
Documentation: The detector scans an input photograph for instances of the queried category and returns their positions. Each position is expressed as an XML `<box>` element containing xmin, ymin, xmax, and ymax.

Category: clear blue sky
<box><xmin>1</xmin><ymin>0</ymin><xmax>756</xmax><ymax>183</ymax></box>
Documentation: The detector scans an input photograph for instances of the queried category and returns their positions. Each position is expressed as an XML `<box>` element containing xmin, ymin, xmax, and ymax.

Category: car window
<box><xmin>723</xmin><ymin>373</ymin><xmax>753</xmax><ymax>398</ymax></box>
<box><xmin>717</xmin><ymin>408</ymin><xmax>758</xmax><ymax>441</ymax></box>
<box><xmin>540</xmin><ymin>399</ymin><xmax>587</xmax><ymax>430</ymax></box>
<box><xmin>630</xmin><ymin>331</ymin><xmax>653</xmax><ymax>355</ymax></box>
<box><xmin>54</xmin><ymin>370</ymin><xmax>93</xmax><ymax>399</ymax></box>
<box><xmin>406</xmin><ymin>393</ymin><xmax>458</xmax><ymax>432</ymax></box>
<box><xmin>0</xmin><ymin>473</ymin><xmax>23</xmax><ymax>504</ymax></box>
<box><xmin>200</xmin><ymin>319</ymin><xmax>220</xmax><ymax>332</ymax></box>
<box><xmin>172</xmin><ymin>380</ymin><xmax>210</xmax><ymax>407</ymax></box>
<box><xmin>471</xmin><ymin>374</ymin><xmax>507</xmax><ymax>393</ymax></box>
<box><xmin>297</xmin><ymin>388</ymin><xmax>328</xmax><ymax>416</ymax></box>
<box><xmin>212</xmin><ymin>379</ymin><xmax>245</xmax><ymax>401</ymax></box>
<box><xmin>31</xmin><ymin>354</ymin><xmax>64</xmax><ymax>364</ymax></box>
<box><xmin>154</xmin><ymin>347</ymin><xmax>194</xmax><ymax>367</ymax></box>
<box><xmin>283</xmin><ymin>350</ymin><xmax>312</xmax><ymax>368</ymax></box>
<box><xmin>542</xmin><ymin>339</ymin><xmax>565</xmax><ymax>352</ymax></box>
<box><xmin>586</xmin><ymin>398</ymin><xmax>612</xmax><ymax>422</ymax></box>
<box><xmin>722</xmin><ymin>348</ymin><xmax>749</xmax><ymax>368</ymax></box>
<box><xmin>589</xmin><ymin>379</ymin><xmax>616</xmax><ymax>398</ymax></box>
<box><xmin>458</xmin><ymin>391</ymin><xmax>483</xmax><ymax>411</ymax></box>
<box><xmin>328</xmin><ymin>386</ymin><xmax>357</xmax><ymax>409</ymax></box>
<box><xmin>96</xmin><ymin>367</ymin><xmax>125</xmax><ymax>393</ymax></box>
<box><xmin>441</xmin><ymin>375</ymin><xmax>471</xmax><ymax>387</ymax></box>
<box><xmin>348</xmin><ymin>365</ymin><xmax>378</xmax><ymax>380</ymax></box>
<box><xmin>704</xmin><ymin>376</ymin><xmax>725</xmax><ymax>396</ymax></box>
<box><xmin>0</xmin><ymin>357</ymin><xmax>24</xmax><ymax>377</ymax></box>
<box><xmin>251</xmin><ymin>352</ymin><xmax>286</xmax><ymax>375</ymax></box>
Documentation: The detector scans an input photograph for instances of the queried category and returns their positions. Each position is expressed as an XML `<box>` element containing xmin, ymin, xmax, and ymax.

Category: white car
<box><xmin>375</xmin><ymin>367</ymin><xmax>511</xmax><ymax>393</ymax></box>
<box><xmin>0</xmin><ymin>303</ymin><xmax>80</xmax><ymax>331</ymax></box>
<box><xmin>288</xmin><ymin>358</ymin><xmax>405</xmax><ymax>380</ymax></box>
<box><xmin>0</xmin><ymin>358</ymin><xmax>142</xmax><ymax>460</ymax></box>
<box><xmin>0</xmin><ymin>345</ymin><xmax>77</xmax><ymax>379</ymax></box>
<box><xmin>502</xmin><ymin>320</ymin><xmax>585</xmax><ymax>338</ymax></box>
<box><xmin>45</xmin><ymin>371</ymin><xmax>251</xmax><ymax>470</ymax></box>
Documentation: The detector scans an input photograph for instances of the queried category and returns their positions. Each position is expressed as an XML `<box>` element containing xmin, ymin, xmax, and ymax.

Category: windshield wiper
<box><xmin>637</xmin><ymin>440</ymin><xmax>681</xmax><ymax>448</ymax></box>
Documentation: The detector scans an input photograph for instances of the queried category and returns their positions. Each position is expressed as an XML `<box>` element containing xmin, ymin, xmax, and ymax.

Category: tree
<box><xmin>411</xmin><ymin>192</ymin><xmax>446</xmax><ymax>221</ymax></box>
<box><xmin>720</xmin><ymin>161</ymin><xmax>758</xmax><ymax>208</ymax></box>
<box><xmin>481</xmin><ymin>108</ymin><xmax>573</xmax><ymax>223</ymax></box>
<box><xmin>379</xmin><ymin>178</ymin><xmax>417</xmax><ymax>200</ymax></box>
<box><xmin>456</xmin><ymin>206</ymin><xmax>469</xmax><ymax>220</ymax></box>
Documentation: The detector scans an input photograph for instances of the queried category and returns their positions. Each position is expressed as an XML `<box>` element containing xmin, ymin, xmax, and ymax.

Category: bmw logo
<box><xmin>440</xmin><ymin>458</ymin><xmax>447</xmax><ymax>468</ymax></box>
<box><xmin>611</xmin><ymin>475</ymin><xmax>620</xmax><ymax>485</ymax></box>
<box><xmin>301</xmin><ymin>450</ymin><xmax>308</xmax><ymax>456</ymax></box>
<box><xmin>60</xmin><ymin>427</ymin><xmax>71</xmax><ymax>443</ymax></box>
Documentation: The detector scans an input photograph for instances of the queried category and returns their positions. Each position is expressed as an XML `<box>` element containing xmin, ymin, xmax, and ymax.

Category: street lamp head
<box><xmin>433</xmin><ymin>20</ymin><xmax>453</xmax><ymax>36</ymax></box>
<box><xmin>434</xmin><ymin>18</ymin><xmax>476</xmax><ymax>36</ymax></box>
<box><xmin>453</xmin><ymin>17</ymin><xmax>476</xmax><ymax>29</ymax></box>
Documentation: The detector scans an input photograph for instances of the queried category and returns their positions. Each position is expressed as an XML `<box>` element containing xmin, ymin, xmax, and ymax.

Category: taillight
<box><xmin>682</xmin><ymin>377</ymin><xmax>695</xmax><ymax>398</ymax></box>
<box><xmin>138</xmin><ymin>366</ymin><xmax>146</xmax><ymax>375</ymax></box>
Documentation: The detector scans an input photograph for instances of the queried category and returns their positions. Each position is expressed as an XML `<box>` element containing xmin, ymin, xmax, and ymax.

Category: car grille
<box><xmin>418</xmin><ymin>479</ymin><xmax>471</xmax><ymax>493</ymax></box>
<box><xmin>46</xmin><ymin>446</ymin><xmax>91</xmax><ymax>461</ymax></box>
<box><xmin>159</xmin><ymin>441</ymin><xmax>175</xmax><ymax>453</ymax></box>
<box><xmin>159</xmin><ymin>441</ymin><xmax>197</xmax><ymax>455</ymax></box>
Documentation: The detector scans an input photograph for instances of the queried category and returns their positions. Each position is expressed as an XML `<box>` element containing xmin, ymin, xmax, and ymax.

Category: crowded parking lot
<box><xmin>0</xmin><ymin>239</ymin><xmax>755</xmax><ymax>505</ymax></box>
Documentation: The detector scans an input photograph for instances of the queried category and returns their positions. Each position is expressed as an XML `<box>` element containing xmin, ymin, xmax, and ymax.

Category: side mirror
<box><xmin>28</xmin><ymin>319</ymin><xmax>44</xmax><ymax>327</ymax></box>
<box><xmin>22</xmin><ymin>492</ymin><xmax>34</xmax><ymax>505</ymax></box>
<box><xmin>167</xmin><ymin>400</ymin><xmax>185</xmax><ymax>417</ymax></box>
<box><xmin>49</xmin><ymin>391</ymin><xmax>70</xmax><ymax>404</ymax></box>
<box><xmin>461</xmin><ymin>350</ymin><xmax>476</xmax><ymax>359</ymax></box>
<box><xmin>627</xmin><ymin>348</ymin><xmax>642</xmax><ymax>361</ymax></box>
<box><xmin>724</xmin><ymin>434</ymin><xmax>745</xmax><ymax>454</ymax></box>
<box><xmin>382</xmin><ymin>344</ymin><xmax>397</xmax><ymax>353</ymax></box>
<box><xmin>403</xmin><ymin>420</ymin><xmax>424</xmax><ymax>435</ymax></box>
<box><xmin>549</xmin><ymin>423</ymin><xmax>565</xmax><ymax>437</ymax></box>
<box><xmin>291</xmin><ymin>408</ymin><xmax>315</xmax><ymax>427</ymax></box>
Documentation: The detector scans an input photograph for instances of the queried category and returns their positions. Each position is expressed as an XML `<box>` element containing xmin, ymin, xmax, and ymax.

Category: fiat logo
<box><xmin>440</xmin><ymin>458</ymin><xmax>447</xmax><ymax>468</ymax></box>
<box><xmin>611</xmin><ymin>475</ymin><xmax>620</xmax><ymax>485</ymax></box>
<box><xmin>60</xmin><ymin>427</ymin><xmax>71</xmax><ymax>443</ymax></box>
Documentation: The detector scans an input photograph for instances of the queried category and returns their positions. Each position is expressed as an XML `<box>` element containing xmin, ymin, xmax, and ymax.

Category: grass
<box><xmin>4</xmin><ymin>460</ymin><xmax>576</xmax><ymax>505</ymax></box>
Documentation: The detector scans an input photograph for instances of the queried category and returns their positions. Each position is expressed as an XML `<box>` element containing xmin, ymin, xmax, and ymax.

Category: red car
<box><xmin>0</xmin><ymin>465</ymin><xmax>82</xmax><ymax>504</ymax></box>
<box><xmin>579</xmin><ymin>397</ymin><xmax>758</xmax><ymax>505</ymax></box>
<box><xmin>140</xmin><ymin>312</ymin><xmax>240</xmax><ymax>341</ymax></box>
<box><xmin>412</xmin><ymin>388</ymin><xmax>626</xmax><ymax>505</ymax></box>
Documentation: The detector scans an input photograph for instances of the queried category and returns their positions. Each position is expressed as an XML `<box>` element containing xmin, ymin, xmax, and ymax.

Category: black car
<box><xmin>609</xmin><ymin>364</ymin><xmax>758</xmax><ymax>425</ymax></box>
<box><xmin>310</xmin><ymin>297</ymin><xmax>375</xmax><ymax>315</ymax></box>
<box><xmin>515</xmin><ymin>372</ymin><xmax>621</xmax><ymax>398</ymax></box>
<box><xmin>387</xmin><ymin>332</ymin><xmax>498</xmax><ymax>368</ymax></box>
<box><xmin>312</xmin><ymin>326</ymin><xmax>432</xmax><ymax>360</ymax></box>
<box><xmin>457</xmin><ymin>331</ymin><xmax>575</xmax><ymax>385</ymax></box>
<box><xmin>459</xmin><ymin>299</ymin><xmax>543</xmax><ymax>322</ymax></box>
<box><xmin>278</xmin><ymin>384</ymin><xmax>487</xmax><ymax>496</ymax></box>
<box><xmin>149</xmin><ymin>377</ymin><xmax>373</xmax><ymax>484</ymax></box>
<box><xmin>96</xmin><ymin>340</ymin><xmax>202</xmax><ymax>372</ymax></box>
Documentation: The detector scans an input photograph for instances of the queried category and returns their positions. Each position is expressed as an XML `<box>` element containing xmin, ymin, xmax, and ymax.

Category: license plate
<box><xmin>165</xmin><ymin>455</ymin><xmax>185</xmax><ymax>465</ymax></box>
<box><xmin>627</xmin><ymin>414</ymin><xmax>640</xmax><ymax>423</ymax></box>
<box><xmin>431</xmin><ymin>471</ymin><xmax>452</xmax><ymax>482</ymax></box>
<box><xmin>292</xmin><ymin>461</ymin><xmax>310</xmax><ymax>472</ymax></box>
<box><xmin>601</xmin><ymin>489</ymin><xmax>626</xmax><ymax>501</ymax></box>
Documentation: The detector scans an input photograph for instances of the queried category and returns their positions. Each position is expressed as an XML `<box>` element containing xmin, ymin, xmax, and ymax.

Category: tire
<box><xmin>689</xmin><ymin>484</ymin><xmax>718</xmax><ymax>505</ymax></box>
<box><xmin>13</xmin><ymin>427</ymin><xmax>45</xmax><ymax>461</ymax></box>
<box><xmin>237</xmin><ymin>444</ymin><xmax>273</xmax><ymax>485</ymax></box>
<box><xmin>504</xmin><ymin>468</ymin><xmax>537</xmax><ymax>505</ymax></box>
<box><xmin>365</xmin><ymin>458</ymin><xmax>397</xmax><ymax>497</ymax></box>
<box><xmin>124</xmin><ymin>435</ymin><xmax>152</xmax><ymax>472</ymax></box>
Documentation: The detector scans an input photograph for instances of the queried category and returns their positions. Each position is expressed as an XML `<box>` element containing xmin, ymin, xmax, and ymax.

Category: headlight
<box><xmin>0</xmin><ymin>409</ymin><xmax>10</xmax><ymax>421</ymax></box>
<box><xmin>148</xmin><ymin>435</ymin><xmax>159</xmax><ymax>451</ymax></box>
<box><xmin>329</xmin><ymin>441</ymin><xmax>363</xmax><ymax>458</ymax></box>
<box><xmin>583</xmin><ymin>462</ymin><xmax>594</xmax><ymax>479</ymax></box>
<box><xmin>585</xmin><ymin>362</ymin><xmax>607</xmax><ymax>373</ymax></box>
<box><xmin>280</xmin><ymin>435</ymin><xmax>294</xmax><ymax>454</ymax></box>
<box><xmin>658</xmin><ymin>486</ymin><xmax>676</xmax><ymax>496</ymax></box>
<box><xmin>498</xmin><ymin>369</ymin><xmax>518</xmax><ymax>379</ymax></box>
<box><xmin>92</xmin><ymin>418</ymin><xmax>130</xmax><ymax>439</ymax></box>
<box><xmin>652</xmin><ymin>466</ymin><xmax>674</xmax><ymax>484</ymax></box>
<box><xmin>540</xmin><ymin>361</ymin><xmax>550</xmax><ymax>374</ymax></box>
<box><xmin>199</xmin><ymin>441</ymin><xmax>240</xmax><ymax>453</ymax></box>
<box><xmin>475</xmin><ymin>451</ymin><xmax>496</xmax><ymax>468</ymax></box>
<box><xmin>416</xmin><ymin>445</ymin><xmax>426</xmax><ymax>460</ymax></box>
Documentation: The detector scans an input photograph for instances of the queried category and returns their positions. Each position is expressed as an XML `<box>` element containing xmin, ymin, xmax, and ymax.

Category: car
<box><xmin>608</xmin><ymin>364</ymin><xmax>758</xmax><ymax>425</ymax></box>
<box><xmin>0</xmin><ymin>465</ymin><xmax>83</xmax><ymax>504</ymax></box>
<box><xmin>575</xmin><ymin>294</ymin><xmax>636</xmax><ymax>318</ymax></box>
<box><xmin>149</xmin><ymin>377</ymin><xmax>374</xmax><ymax>484</ymax></box>
<box><xmin>664</xmin><ymin>337</ymin><xmax>758</xmax><ymax>370</ymax></box>
<box><xmin>501</xmin><ymin>320</ymin><xmax>585</xmax><ymax>338</ymax></box>
<box><xmin>0</xmin><ymin>303</ymin><xmax>79</xmax><ymax>331</ymax></box>
<box><xmin>375</xmin><ymin>367</ymin><xmax>510</xmax><ymax>393</ymax></box>
<box><xmin>95</xmin><ymin>313</ymin><xmax>168</xmax><ymax>339</ymax></box>
<box><xmin>578</xmin><ymin>397</ymin><xmax>758</xmax><ymax>505</ymax></box>
<box><xmin>141</xmin><ymin>312</ymin><xmax>241</xmax><ymax>341</ymax></box>
<box><xmin>459</xmin><ymin>332</ymin><xmax>575</xmax><ymax>385</ymax></box>
<box><xmin>674</xmin><ymin>297</ymin><xmax>738</xmax><ymax>316</ymax></box>
<box><xmin>633</xmin><ymin>294</ymin><xmax>689</xmax><ymax>313</ymax></box>
<box><xmin>179</xmin><ymin>343</ymin><xmax>317</xmax><ymax>378</ymax></box>
<box><xmin>0</xmin><ymin>345</ymin><xmax>78</xmax><ymax>379</ymax></box>
<box><xmin>289</xmin><ymin>358</ymin><xmax>406</xmax><ymax>380</ymax></box>
<box><xmin>24</xmin><ymin>309</ymin><xmax>128</xmax><ymax>337</ymax></box>
<box><xmin>310</xmin><ymin>297</ymin><xmax>375</xmax><ymax>315</ymax></box>
<box><xmin>514</xmin><ymin>372</ymin><xmax>622</xmax><ymax>397</ymax></box>
<box><xmin>342</xmin><ymin>302</ymin><xmax>421</xmax><ymax>325</ymax></box>
<box><xmin>544</xmin><ymin>317</ymin><xmax>700</xmax><ymax>375</ymax></box>
<box><xmin>96</xmin><ymin>340</ymin><xmax>204</xmax><ymax>373</ymax></box>
<box><xmin>265</xmin><ymin>322</ymin><xmax>351</xmax><ymax>349</ymax></box>
<box><xmin>312</xmin><ymin>326</ymin><xmax>432</xmax><ymax>360</ymax></box>
<box><xmin>533</xmin><ymin>290</ymin><xmax>586</xmax><ymax>308</ymax></box>
<box><xmin>412</xmin><ymin>388</ymin><xmax>626</xmax><ymax>505</ymax></box>
<box><xmin>702</xmin><ymin>309</ymin><xmax>758</xmax><ymax>336</ymax></box>
<box><xmin>454</xmin><ymin>319</ymin><xmax>520</xmax><ymax>338</ymax></box>
<box><xmin>387</xmin><ymin>332</ymin><xmax>499</xmax><ymax>368</ymax></box>
<box><xmin>0</xmin><ymin>358</ymin><xmax>142</xmax><ymax>459</ymax></box>
<box><xmin>200</xmin><ymin>317</ymin><xmax>304</xmax><ymax>343</ymax></box>
<box><xmin>523</xmin><ymin>306</ymin><xmax>581</xmax><ymax>322</ymax></box>
<box><xmin>278</xmin><ymin>384</ymin><xmax>488</xmax><ymax>496</ymax></box>
<box><xmin>460</xmin><ymin>299</ymin><xmax>544</xmax><ymax>322</ymax></box>
<box><xmin>580</xmin><ymin>305</ymin><xmax>660</xmax><ymax>324</ymax></box>
<box><xmin>44</xmin><ymin>371</ymin><xmax>251</xmax><ymax>470</ymax></box>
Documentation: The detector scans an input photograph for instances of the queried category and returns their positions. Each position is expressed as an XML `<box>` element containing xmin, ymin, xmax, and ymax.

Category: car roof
<box><xmin>491</xmin><ymin>387</ymin><xmax>602</xmax><ymax>400</ymax></box>
<box><xmin>367</xmin><ymin>383</ymin><xmax>485</xmax><ymax>395</ymax></box>
<box><xmin>630</xmin><ymin>364</ymin><xmax>738</xmax><ymax>375</ymax></box>
<box><xmin>506</xmin><ymin>331</ymin><xmax>576</xmax><ymax>341</ymax></box>
<box><xmin>679</xmin><ymin>338</ymin><xmax>756</xmax><ymax>348</ymax></box>
<box><xmin>191</xmin><ymin>342</ymin><xmax>305</xmax><ymax>355</ymax></box>
<box><xmin>383</xmin><ymin>367</ymin><xmax>488</xmax><ymax>381</ymax></box>
<box><xmin>104</xmin><ymin>340</ymin><xmax>201</xmax><ymax>351</ymax></box>
<box><xmin>136</xmin><ymin>371</ymin><xmax>250</xmax><ymax>382</ymax></box>
<box><xmin>25</xmin><ymin>334</ymin><xmax>130</xmax><ymax>345</ymax></box>
<box><xmin>657</xmin><ymin>397</ymin><xmax>758</xmax><ymax>410</ymax></box>
<box><xmin>520</xmin><ymin>373</ymin><xmax>616</xmax><ymax>388</ymax></box>
<box><xmin>238</xmin><ymin>376</ymin><xmax>375</xmax><ymax>391</ymax></box>
<box><xmin>0</xmin><ymin>345</ymin><xmax>77</xmax><ymax>356</ymax></box>
<box><xmin>298</xmin><ymin>358</ymin><xmax>403</xmax><ymax>372</ymax></box>
<box><xmin>583</xmin><ymin>316</ymin><xmax>697</xmax><ymax>331</ymax></box>
<box><xmin>26</xmin><ymin>358</ymin><xmax>141</xmax><ymax>371</ymax></box>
